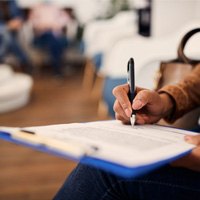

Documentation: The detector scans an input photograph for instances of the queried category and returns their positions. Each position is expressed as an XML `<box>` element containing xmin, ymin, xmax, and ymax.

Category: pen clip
<box><xmin>127</xmin><ymin>58</ymin><xmax>131</xmax><ymax>85</ymax></box>
<box><xmin>127</xmin><ymin>58</ymin><xmax>135</xmax><ymax>102</ymax></box>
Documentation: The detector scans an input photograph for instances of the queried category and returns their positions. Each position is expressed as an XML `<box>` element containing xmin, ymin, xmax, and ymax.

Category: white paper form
<box><xmin>25</xmin><ymin>120</ymin><xmax>196</xmax><ymax>167</ymax></box>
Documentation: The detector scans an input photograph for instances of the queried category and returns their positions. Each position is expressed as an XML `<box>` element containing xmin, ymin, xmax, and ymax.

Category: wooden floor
<box><xmin>0</xmin><ymin>66</ymin><xmax>109</xmax><ymax>200</ymax></box>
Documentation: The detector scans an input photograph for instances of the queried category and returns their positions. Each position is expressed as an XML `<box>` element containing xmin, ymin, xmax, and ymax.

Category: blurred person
<box><xmin>53</xmin><ymin>63</ymin><xmax>200</xmax><ymax>199</ymax></box>
<box><xmin>0</xmin><ymin>0</ymin><xmax>33</xmax><ymax>74</ymax></box>
<box><xmin>28</xmin><ymin>1</ymin><xmax>74</xmax><ymax>77</ymax></box>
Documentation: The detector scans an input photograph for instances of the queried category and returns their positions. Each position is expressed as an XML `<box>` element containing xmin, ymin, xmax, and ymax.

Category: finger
<box><xmin>115</xmin><ymin>113</ymin><xmax>130</xmax><ymax>124</ymax></box>
<box><xmin>171</xmin><ymin>147</ymin><xmax>200</xmax><ymax>172</ymax></box>
<box><xmin>184</xmin><ymin>135</ymin><xmax>200</xmax><ymax>146</ymax></box>
<box><xmin>113</xmin><ymin>100</ymin><xmax>130</xmax><ymax>120</ymax></box>
<box><xmin>135</xmin><ymin>114</ymin><xmax>152</xmax><ymax>125</ymax></box>
<box><xmin>112</xmin><ymin>84</ymin><xmax>132</xmax><ymax>117</ymax></box>
<box><xmin>171</xmin><ymin>154</ymin><xmax>191</xmax><ymax>168</ymax></box>
<box><xmin>139</xmin><ymin>114</ymin><xmax>151</xmax><ymax>124</ymax></box>
<box><xmin>132</xmin><ymin>90</ymin><xmax>156</xmax><ymax>110</ymax></box>
<box><xmin>135</xmin><ymin>86</ymin><xmax>146</xmax><ymax>93</ymax></box>
<box><xmin>136</xmin><ymin>118</ymin><xmax>145</xmax><ymax>125</ymax></box>
<box><xmin>139</xmin><ymin>113</ymin><xmax>159</xmax><ymax>124</ymax></box>
<box><xmin>132</xmin><ymin>87</ymin><xmax>147</xmax><ymax>110</ymax></box>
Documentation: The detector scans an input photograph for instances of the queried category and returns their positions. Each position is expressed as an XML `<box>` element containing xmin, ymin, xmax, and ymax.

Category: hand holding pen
<box><xmin>113</xmin><ymin>57</ymin><xmax>137</xmax><ymax>126</ymax></box>
<box><xmin>113</xmin><ymin>58</ymin><xmax>171</xmax><ymax>125</ymax></box>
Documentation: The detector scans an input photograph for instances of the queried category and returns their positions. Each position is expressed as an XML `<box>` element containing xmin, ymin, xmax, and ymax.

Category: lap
<box><xmin>54</xmin><ymin>163</ymin><xmax>200</xmax><ymax>200</ymax></box>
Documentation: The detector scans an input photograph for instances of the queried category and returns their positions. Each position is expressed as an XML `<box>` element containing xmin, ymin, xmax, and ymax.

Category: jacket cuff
<box><xmin>158</xmin><ymin>85</ymin><xmax>189</xmax><ymax>122</ymax></box>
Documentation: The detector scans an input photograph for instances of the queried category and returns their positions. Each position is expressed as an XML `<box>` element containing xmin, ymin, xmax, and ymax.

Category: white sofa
<box><xmin>0</xmin><ymin>64</ymin><xmax>33</xmax><ymax>113</ymax></box>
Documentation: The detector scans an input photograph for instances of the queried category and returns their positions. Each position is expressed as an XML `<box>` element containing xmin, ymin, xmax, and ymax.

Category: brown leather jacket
<box><xmin>159</xmin><ymin>64</ymin><xmax>200</xmax><ymax>122</ymax></box>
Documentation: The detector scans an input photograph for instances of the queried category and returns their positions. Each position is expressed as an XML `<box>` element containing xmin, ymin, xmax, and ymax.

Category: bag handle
<box><xmin>178</xmin><ymin>27</ymin><xmax>200</xmax><ymax>64</ymax></box>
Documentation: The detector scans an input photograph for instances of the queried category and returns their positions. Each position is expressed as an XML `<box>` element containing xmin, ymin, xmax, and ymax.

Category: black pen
<box><xmin>127</xmin><ymin>58</ymin><xmax>136</xmax><ymax>126</ymax></box>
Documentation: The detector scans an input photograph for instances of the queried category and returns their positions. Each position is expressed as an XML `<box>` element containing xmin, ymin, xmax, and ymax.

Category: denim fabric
<box><xmin>0</xmin><ymin>28</ymin><xmax>33</xmax><ymax>74</ymax></box>
<box><xmin>0</xmin><ymin>0</ymin><xmax>32</xmax><ymax>73</ymax></box>
<box><xmin>7</xmin><ymin>33</ymin><xmax>33</xmax><ymax>73</ymax></box>
<box><xmin>78</xmin><ymin>40</ymin><xmax>85</xmax><ymax>54</ymax></box>
<box><xmin>92</xmin><ymin>53</ymin><xmax>103</xmax><ymax>72</ymax></box>
<box><xmin>0</xmin><ymin>26</ymin><xmax>10</xmax><ymax>56</ymax></box>
<box><xmin>33</xmin><ymin>31</ymin><xmax>68</xmax><ymax>75</ymax></box>
<box><xmin>0</xmin><ymin>0</ymin><xmax>22</xmax><ymax>23</ymax></box>
<box><xmin>54</xmin><ymin>163</ymin><xmax>200</xmax><ymax>200</ymax></box>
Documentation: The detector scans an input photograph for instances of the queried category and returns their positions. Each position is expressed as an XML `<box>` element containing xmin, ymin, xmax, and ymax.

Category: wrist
<box><xmin>159</xmin><ymin>93</ymin><xmax>175</xmax><ymax>118</ymax></box>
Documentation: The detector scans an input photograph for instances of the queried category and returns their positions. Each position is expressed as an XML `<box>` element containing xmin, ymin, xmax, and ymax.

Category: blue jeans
<box><xmin>33</xmin><ymin>31</ymin><xmax>68</xmax><ymax>75</ymax></box>
<box><xmin>8</xmin><ymin>34</ymin><xmax>33</xmax><ymax>74</ymax></box>
<box><xmin>54</xmin><ymin>163</ymin><xmax>200</xmax><ymax>200</ymax></box>
<box><xmin>0</xmin><ymin>29</ymin><xmax>33</xmax><ymax>74</ymax></box>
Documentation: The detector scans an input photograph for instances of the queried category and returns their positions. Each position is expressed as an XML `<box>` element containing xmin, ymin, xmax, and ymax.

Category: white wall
<box><xmin>17</xmin><ymin>0</ymin><xmax>200</xmax><ymax>30</ymax></box>
<box><xmin>17</xmin><ymin>0</ymin><xmax>75</xmax><ymax>8</ymax></box>
<box><xmin>17</xmin><ymin>0</ymin><xmax>112</xmax><ymax>24</ymax></box>
<box><xmin>195</xmin><ymin>1</ymin><xmax>200</xmax><ymax>19</ymax></box>
<box><xmin>152</xmin><ymin>0</ymin><xmax>200</xmax><ymax>37</ymax></box>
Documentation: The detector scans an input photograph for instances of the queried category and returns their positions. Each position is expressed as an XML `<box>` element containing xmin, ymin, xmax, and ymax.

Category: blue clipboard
<box><xmin>0</xmin><ymin>130</ymin><xmax>192</xmax><ymax>178</ymax></box>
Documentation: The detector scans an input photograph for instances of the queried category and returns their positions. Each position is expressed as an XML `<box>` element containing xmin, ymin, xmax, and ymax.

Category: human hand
<box><xmin>171</xmin><ymin>135</ymin><xmax>200</xmax><ymax>172</ymax></box>
<box><xmin>112</xmin><ymin>84</ymin><xmax>174</xmax><ymax>125</ymax></box>
<box><xmin>7</xmin><ymin>18</ymin><xmax>22</xmax><ymax>30</ymax></box>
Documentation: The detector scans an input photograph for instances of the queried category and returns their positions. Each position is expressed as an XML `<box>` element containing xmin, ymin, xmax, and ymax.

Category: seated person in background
<box><xmin>0</xmin><ymin>0</ymin><xmax>33</xmax><ymax>74</ymax></box>
<box><xmin>28</xmin><ymin>2</ymin><xmax>72</xmax><ymax>77</ymax></box>
<box><xmin>53</xmin><ymin>64</ymin><xmax>200</xmax><ymax>200</ymax></box>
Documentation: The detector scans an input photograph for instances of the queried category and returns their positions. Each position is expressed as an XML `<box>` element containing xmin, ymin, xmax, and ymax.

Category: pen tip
<box><xmin>130</xmin><ymin>115</ymin><xmax>136</xmax><ymax>127</ymax></box>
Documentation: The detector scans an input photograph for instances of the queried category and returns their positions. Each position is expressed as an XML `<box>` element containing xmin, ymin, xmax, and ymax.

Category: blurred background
<box><xmin>0</xmin><ymin>0</ymin><xmax>199</xmax><ymax>199</ymax></box>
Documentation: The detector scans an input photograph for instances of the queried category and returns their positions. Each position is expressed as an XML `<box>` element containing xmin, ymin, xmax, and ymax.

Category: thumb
<box><xmin>132</xmin><ymin>89</ymin><xmax>154</xmax><ymax>110</ymax></box>
<box><xmin>184</xmin><ymin>135</ymin><xmax>200</xmax><ymax>146</ymax></box>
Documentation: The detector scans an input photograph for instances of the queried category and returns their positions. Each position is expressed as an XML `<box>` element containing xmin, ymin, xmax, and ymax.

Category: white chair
<box><xmin>0</xmin><ymin>64</ymin><xmax>33</xmax><ymax>113</ymax></box>
<box><xmin>83</xmin><ymin>11</ymin><xmax>137</xmax><ymax>57</ymax></box>
<box><xmin>82</xmin><ymin>11</ymin><xmax>137</xmax><ymax>94</ymax></box>
<box><xmin>101</xmin><ymin>21</ymin><xmax>200</xmax><ymax>87</ymax></box>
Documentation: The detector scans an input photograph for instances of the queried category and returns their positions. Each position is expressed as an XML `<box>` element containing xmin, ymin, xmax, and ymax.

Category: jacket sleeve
<box><xmin>9</xmin><ymin>0</ymin><xmax>23</xmax><ymax>19</ymax></box>
<box><xmin>158</xmin><ymin>63</ymin><xmax>200</xmax><ymax>122</ymax></box>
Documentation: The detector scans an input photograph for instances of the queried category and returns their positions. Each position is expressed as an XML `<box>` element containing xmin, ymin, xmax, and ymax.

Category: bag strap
<box><xmin>178</xmin><ymin>27</ymin><xmax>200</xmax><ymax>64</ymax></box>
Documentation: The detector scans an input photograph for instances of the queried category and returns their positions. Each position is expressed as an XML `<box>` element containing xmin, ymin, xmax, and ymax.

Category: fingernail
<box><xmin>184</xmin><ymin>135</ymin><xmax>192</xmax><ymax>143</ymax></box>
<box><xmin>133</xmin><ymin>99</ymin><xmax>143</xmax><ymax>110</ymax></box>
<box><xmin>125</xmin><ymin>108</ymin><xmax>132</xmax><ymax>117</ymax></box>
